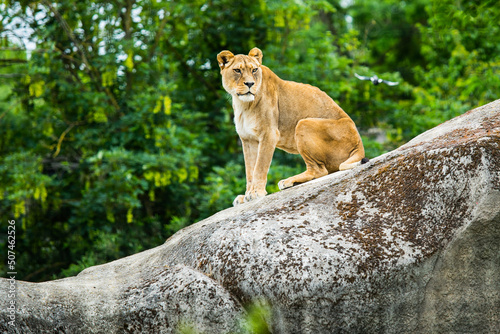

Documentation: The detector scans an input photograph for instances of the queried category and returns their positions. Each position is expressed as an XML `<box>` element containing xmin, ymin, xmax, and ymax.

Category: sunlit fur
<box><xmin>217</xmin><ymin>48</ymin><xmax>366</xmax><ymax>205</ymax></box>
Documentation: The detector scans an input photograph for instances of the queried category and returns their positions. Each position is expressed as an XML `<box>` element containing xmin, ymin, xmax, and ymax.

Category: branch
<box><xmin>164</xmin><ymin>38</ymin><xmax>220</xmax><ymax>98</ymax></box>
<box><xmin>42</xmin><ymin>1</ymin><xmax>92</xmax><ymax>71</ymax></box>
<box><xmin>41</xmin><ymin>0</ymin><xmax>120</xmax><ymax>112</ymax></box>
<box><xmin>120</xmin><ymin>0</ymin><xmax>135</xmax><ymax>93</ymax></box>
<box><xmin>0</xmin><ymin>47</ymin><xmax>27</xmax><ymax>51</ymax></box>
<box><xmin>0</xmin><ymin>109</ymin><xmax>9</xmax><ymax>121</ymax></box>
<box><xmin>23</xmin><ymin>262</ymin><xmax>66</xmax><ymax>282</ymax></box>
<box><xmin>0</xmin><ymin>59</ymin><xmax>28</xmax><ymax>64</ymax></box>
<box><xmin>53</xmin><ymin>122</ymin><xmax>82</xmax><ymax>158</ymax></box>
<box><xmin>0</xmin><ymin>47</ymin><xmax>52</xmax><ymax>53</ymax></box>
<box><xmin>0</xmin><ymin>73</ymin><xmax>25</xmax><ymax>78</ymax></box>
<box><xmin>147</xmin><ymin>14</ymin><xmax>169</xmax><ymax>62</ymax></box>
<box><xmin>120</xmin><ymin>0</ymin><xmax>135</xmax><ymax>40</ymax></box>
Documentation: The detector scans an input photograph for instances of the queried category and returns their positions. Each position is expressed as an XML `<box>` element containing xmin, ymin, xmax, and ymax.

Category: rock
<box><xmin>1</xmin><ymin>99</ymin><xmax>499</xmax><ymax>333</ymax></box>
<box><xmin>1</xmin><ymin>264</ymin><xmax>246</xmax><ymax>333</ymax></box>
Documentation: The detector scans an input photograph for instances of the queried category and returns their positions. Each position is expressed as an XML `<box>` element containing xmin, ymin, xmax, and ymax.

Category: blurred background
<box><xmin>0</xmin><ymin>0</ymin><xmax>498</xmax><ymax>281</ymax></box>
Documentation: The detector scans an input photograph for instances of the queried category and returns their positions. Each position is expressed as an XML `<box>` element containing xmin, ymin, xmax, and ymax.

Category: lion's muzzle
<box><xmin>237</xmin><ymin>92</ymin><xmax>255</xmax><ymax>102</ymax></box>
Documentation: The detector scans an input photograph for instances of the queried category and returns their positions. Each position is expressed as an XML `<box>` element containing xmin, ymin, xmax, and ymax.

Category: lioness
<box><xmin>217</xmin><ymin>47</ymin><xmax>367</xmax><ymax>206</ymax></box>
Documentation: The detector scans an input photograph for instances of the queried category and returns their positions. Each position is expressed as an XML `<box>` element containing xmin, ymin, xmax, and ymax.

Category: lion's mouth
<box><xmin>236</xmin><ymin>91</ymin><xmax>255</xmax><ymax>102</ymax></box>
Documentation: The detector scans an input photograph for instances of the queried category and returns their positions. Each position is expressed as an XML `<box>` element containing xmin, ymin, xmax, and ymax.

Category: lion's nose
<box><xmin>244</xmin><ymin>82</ymin><xmax>255</xmax><ymax>88</ymax></box>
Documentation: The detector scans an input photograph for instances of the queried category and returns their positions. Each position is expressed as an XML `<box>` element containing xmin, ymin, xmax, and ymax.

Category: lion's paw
<box><xmin>278</xmin><ymin>179</ymin><xmax>294</xmax><ymax>191</ymax></box>
<box><xmin>244</xmin><ymin>189</ymin><xmax>267</xmax><ymax>202</ymax></box>
<box><xmin>232</xmin><ymin>195</ymin><xmax>245</xmax><ymax>206</ymax></box>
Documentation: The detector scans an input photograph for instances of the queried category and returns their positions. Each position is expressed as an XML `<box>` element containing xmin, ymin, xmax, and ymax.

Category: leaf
<box><xmin>21</xmin><ymin>75</ymin><xmax>31</xmax><ymax>84</ymax></box>
<box><xmin>14</xmin><ymin>200</ymin><xmax>26</xmax><ymax>219</ymax></box>
<box><xmin>124</xmin><ymin>50</ymin><xmax>134</xmax><ymax>71</ymax></box>
<box><xmin>154</xmin><ymin>171</ymin><xmax>161</xmax><ymax>187</ymax></box>
<box><xmin>102</xmin><ymin>71</ymin><xmax>116</xmax><ymax>87</ymax></box>
<box><xmin>160</xmin><ymin>171</ymin><xmax>171</xmax><ymax>186</ymax></box>
<box><xmin>127</xmin><ymin>208</ymin><xmax>133</xmax><ymax>223</ymax></box>
<box><xmin>188</xmin><ymin>166</ymin><xmax>198</xmax><ymax>182</ymax></box>
<box><xmin>164</xmin><ymin>96</ymin><xmax>172</xmax><ymax>115</ymax></box>
<box><xmin>153</xmin><ymin>99</ymin><xmax>162</xmax><ymax>114</ymax></box>
<box><xmin>34</xmin><ymin>187</ymin><xmax>41</xmax><ymax>200</ymax></box>
<box><xmin>274</xmin><ymin>11</ymin><xmax>285</xmax><ymax>27</ymax></box>
<box><xmin>177</xmin><ymin>168</ymin><xmax>188</xmax><ymax>183</ymax></box>
<box><xmin>92</xmin><ymin>108</ymin><xmax>108</xmax><ymax>123</ymax></box>
<box><xmin>106</xmin><ymin>209</ymin><xmax>115</xmax><ymax>223</ymax></box>
<box><xmin>29</xmin><ymin>80</ymin><xmax>44</xmax><ymax>97</ymax></box>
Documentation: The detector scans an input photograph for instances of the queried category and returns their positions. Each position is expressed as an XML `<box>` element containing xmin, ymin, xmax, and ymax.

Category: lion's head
<box><xmin>217</xmin><ymin>48</ymin><xmax>263</xmax><ymax>102</ymax></box>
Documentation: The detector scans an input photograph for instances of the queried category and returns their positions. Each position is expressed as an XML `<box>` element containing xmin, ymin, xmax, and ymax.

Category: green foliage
<box><xmin>402</xmin><ymin>0</ymin><xmax>500</xmax><ymax>140</ymax></box>
<box><xmin>0</xmin><ymin>0</ymin><xmax>498</xmax><ymax>282</ymax></box>
<box><xmin>174</xmin><ymin>299</ymin><xmax>271</xmax><ymax>334</ymax></box>
<box><xmin>241</xmin><ymin>300</ymin><xmax>272</xmax><ymax>334</ymax></box>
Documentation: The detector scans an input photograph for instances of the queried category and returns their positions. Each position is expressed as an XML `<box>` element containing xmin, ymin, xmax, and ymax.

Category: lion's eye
<box><xmin>233</xmin><ymin>69</ymin><xmax>241</xmax><ymax>74</ymax></box>
<box><xmin>252</xmin><ymin>68</ymin><xmax>258</xmax><ymax>73</ymax></box>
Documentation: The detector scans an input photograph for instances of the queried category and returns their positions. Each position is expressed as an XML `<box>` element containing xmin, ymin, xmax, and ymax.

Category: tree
<box><xmin>405</xmin><ymin>0</ymin><xmax>500</xmax><ymax>138</ymax></box>
<box><xmin>1</xmin><ymin>0</ymin><xmax>498</xmax><ymax>281</ymax></box>
<box><xmin>0</xmin><ymin>0</ymin><xmax>265</xmax><ymax>280</ymax></box>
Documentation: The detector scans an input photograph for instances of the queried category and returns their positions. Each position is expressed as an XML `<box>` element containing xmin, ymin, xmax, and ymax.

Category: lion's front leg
<box><xmin>233</xmin><ymin>139</ymin><xmax>258</xmax><ymax>206</ymax></box>
<box><xmin>234</xmin><ymin>133</ymin><xmax>278</xmax><ymax>205</ymax></box>
<box><xmin>245</xmin><ymin>132</ymin><xmax>278</xmax><ymax>202</ymax></box>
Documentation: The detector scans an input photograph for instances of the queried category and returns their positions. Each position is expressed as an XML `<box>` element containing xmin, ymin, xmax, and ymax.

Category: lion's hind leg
<box><xmin>278</xmin><ymin>165</ymin><xmax>328</xmax><ymax>190</ymax></box>
<box><xmin>339</xmin><ymin>154</ymin><xmax>369</xmax><ymax>171</ymax></box>
<box><xmin>278</xmin><ymin>118</ymin><xmax>366</xmax><ymax>190</ymax></box>
<box><xmin>278</xmin><ymin>119</ymin><xmax>331</xmax><ymax>190</ymax></box>
<box><xmin>334</xmin><ymin>118</ymin><xmax>367</xmax><ymax>171</ymax></box>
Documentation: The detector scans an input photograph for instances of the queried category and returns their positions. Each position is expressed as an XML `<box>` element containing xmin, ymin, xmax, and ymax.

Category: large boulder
<box><xmin>1</xmin><ymin>99</ymin><xmax>499</xmax><ymax>333</ymax></box>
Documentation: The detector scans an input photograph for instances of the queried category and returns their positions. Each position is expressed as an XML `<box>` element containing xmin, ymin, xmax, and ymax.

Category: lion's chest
<box><xmin>234</xmin><ymin>109</ymin><xmax>259</xmax><ymax>140</ymax></box>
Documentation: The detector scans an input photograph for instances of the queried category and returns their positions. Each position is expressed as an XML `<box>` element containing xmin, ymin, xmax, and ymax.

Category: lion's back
<box><xmin>276</xmin><ymin>76</ymin><xmax>346</xmax><ymax>120</ymax></box>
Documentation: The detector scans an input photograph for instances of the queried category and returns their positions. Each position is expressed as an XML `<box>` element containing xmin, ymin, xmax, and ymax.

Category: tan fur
<box><xmin>217</xmin><ymin>48</ymin><xmax>366</xmax><ymax>205</ymax></box>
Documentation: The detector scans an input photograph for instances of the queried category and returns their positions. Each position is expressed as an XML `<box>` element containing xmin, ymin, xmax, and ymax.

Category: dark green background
<box><xmin>0</xmin><ymin>0</ymin><xmax>498</xmax><ymax>281</ymax></box>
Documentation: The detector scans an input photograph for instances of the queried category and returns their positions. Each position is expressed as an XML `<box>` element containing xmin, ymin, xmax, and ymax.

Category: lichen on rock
<box><xmin>1</xmin><ymin>100</ymin><xmax>500</xmax><ymax>333</ymax></box>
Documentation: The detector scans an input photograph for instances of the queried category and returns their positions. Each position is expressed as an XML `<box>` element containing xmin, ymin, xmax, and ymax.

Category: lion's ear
<box><xmin>248</xmin><ymin>47</ymin><xmax>263</xmax><ymax>65</ymax></box>
<box><xmin>217</xmin><ymin>51</ymin><xmax>234</xmax><ymax>70</ymax></box>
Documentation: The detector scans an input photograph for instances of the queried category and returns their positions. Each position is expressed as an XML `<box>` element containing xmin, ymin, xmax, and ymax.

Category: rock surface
<box><xmin>2</xmin><ymin>264</ymin><xmax>246</xmax><ymax>333</ymax></box>
<box><xmin>1</xmin><ymin>100</ymin><xmax>500</xmax><ymax>333</ymax></box>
